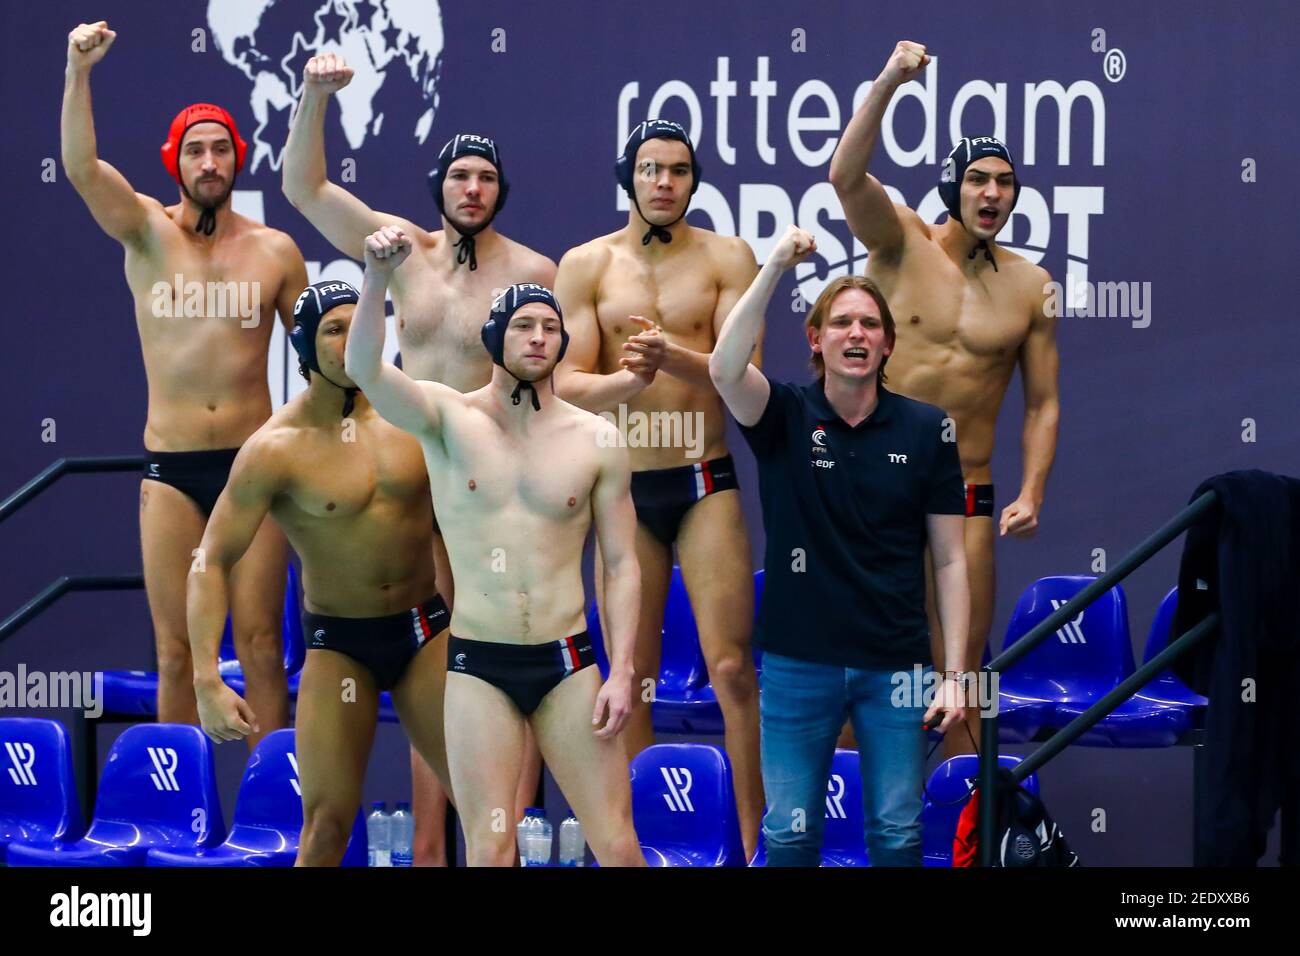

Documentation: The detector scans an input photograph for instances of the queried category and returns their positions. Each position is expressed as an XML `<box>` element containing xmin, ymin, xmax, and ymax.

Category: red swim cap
<box><xmin>160</xmin><ymin>103</ymin><xmax>248</xmax><ymax>181</ymax></box>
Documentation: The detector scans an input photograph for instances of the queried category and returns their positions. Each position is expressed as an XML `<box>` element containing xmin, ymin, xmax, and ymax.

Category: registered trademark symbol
<box><xmin>1103</xmin><ymin>47</ymin><xmax>1127</xmax><ymax>82</ymax></box>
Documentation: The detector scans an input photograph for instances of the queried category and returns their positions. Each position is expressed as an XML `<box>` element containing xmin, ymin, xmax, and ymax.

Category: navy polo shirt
<box><xmin>738</xmin><ymin>375</ymin><xmax>964</xmax><ymax>670</ymax></box>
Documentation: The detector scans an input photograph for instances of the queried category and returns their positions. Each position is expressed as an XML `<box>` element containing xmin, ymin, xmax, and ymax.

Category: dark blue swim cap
<box><xmin>938</xmin><ymin>136</ymin><xmax>1021</xmax><ymax>226</ymax></box>
<box><xmin>481</xmin><ymin>283</ymin><xmax>568</xmax><ymax>410</ymax></box>
<box><xmin>616</xmin><ymin>120</ymin><xmax>701</xmax><ymax>196</ymax></box>
<box><xmin>616</xmin><ymin>120</ymin><xmax>701</xmax><ymax>245</ymax></box>
<box><xmin>290</xmin><ymin>280</ymin><xmax>360</xmax><ymax>416</ymax></box>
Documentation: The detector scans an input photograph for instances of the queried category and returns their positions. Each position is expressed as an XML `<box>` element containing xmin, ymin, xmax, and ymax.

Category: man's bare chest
<box><xmin>594</xmin><ymin>256</ymin><xmax>719</xmax><ymax>340</ymax></box>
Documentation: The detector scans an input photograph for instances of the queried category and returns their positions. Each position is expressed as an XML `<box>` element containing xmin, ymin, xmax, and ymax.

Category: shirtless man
<box><xmin>189</xmin><ymin>280</ymin><xmax>452</xmax><ymax>866</ymax></box>
<box><xmin>830</xmin><ymin>41</ymin><xmax>1061</xmax><ymax>755</ymax></box>
<box><xmin>61</xmin><ymin>21</ymin><xmax>302</xmax><ymax>744</ymax></box>
<box><xmin>554</xmin><ymin>120</ymin><xmax>763</xmax><ymax>856</ymax></box>
<box><xmin>346</xmin><ymin>227</ymin><xmax>644</xmax><ymax>867</ymax></box>
<box><xmin>282</xmin><ymin>54</ymin><xmax>555</xmax><ymax>861</ymax></box>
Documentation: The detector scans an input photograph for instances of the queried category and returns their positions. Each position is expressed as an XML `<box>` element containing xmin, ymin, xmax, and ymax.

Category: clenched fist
<box><xmin>880</xmin><ymin>40</ymin><xmax>930</xmax><ymax>86</ymax></box>
<box><xmin>67</xmin><ymin>21</ymin><xmax>116</xmax><ymax>70</ymax></box>
<box><xmin>304</xmin><ymin>54</ymin><xmax>354</xmax><ymax>94</ymax></box>
<box><xmin>364</xmin><ymin>225</ymin><xmax>412</xmax><ymax>274</ymax></box>
<box><xmin>771</xmin><ymin>224</ymin><xmax>817</xmax><ymax>271</ymax></box>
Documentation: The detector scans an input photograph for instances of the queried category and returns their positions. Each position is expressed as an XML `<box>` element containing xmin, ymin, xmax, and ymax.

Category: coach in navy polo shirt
<box><xmin>710</xmin><ymin>225</ymin><xmax>971</xmax><ymax>867</ymax></box>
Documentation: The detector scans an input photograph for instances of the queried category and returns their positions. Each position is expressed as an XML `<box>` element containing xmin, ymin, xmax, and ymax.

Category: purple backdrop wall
<box><xmin>2</xmin><ymin>0</ymin><xmax>1297</xmax><ymax>865</ymax></box>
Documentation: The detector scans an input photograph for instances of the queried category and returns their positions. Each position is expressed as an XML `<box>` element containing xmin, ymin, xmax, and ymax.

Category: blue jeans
<box><xmin>760</xmin><ymin>652</ymin><xmax>927</xmax><ymax>866</ymax></box>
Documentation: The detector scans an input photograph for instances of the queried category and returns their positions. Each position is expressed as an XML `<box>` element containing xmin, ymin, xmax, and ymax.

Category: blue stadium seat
<box><xmin>6</xmin><ymin>724</ymin><xmax>226</xmax><ymax>866</ymax></box>
<box><xmin>0</xmin><ymin>718</ymin><xmax>84</xmax><ymax>858</ymax></box>
<box><xmin>102</xmin><ymin>564</ymin><xmax>305</xmax><ymax>715</ymax></box>
<box><xmin>587</xmin><ymin>578</ymin><xmax>716</xmax><ymax>733</ymax></box>
<box><xmin>750</xmin><ymin>749</ymin><xmax>871</xmax><ymax>867</ymax></box>
<box><xmin>631</xmin><ymin>743</ymin><xmax>746</xmax><ymax>866</ymax></box>
<box><xmin>219</xmin><ymin>563</ymin><xmax>305</xmax><ymax>690</ymax></box>
<box><xmin>999</xmin><ymin>576</ymin><xmax>1183</xmax><ymax>747</ymax></box>
<box><xmin>647</xmin><ymin>568</ymin><xmax>720</xmax><ymax>733</ymax></box>
<box><xmin>820</xmin><ymin>748</ymin><xmax>871</xmax><ymax>866</ymax></box>
<box><xmin>145</xmin><ymin>729</ymin><xmax>365</xmax><ymax>866</ymax></box>
<box><xmin>588</xmin><ymin>568</ymin><xmax>765</xmax><ymax>735</ymax></box>
<box><xmin>1136</xmin><ymin>587</ymin><xmax>1208</xmax><ymax>715</ymax></box>
<box><xmin>286</xmin><ymin>673</ymin><xmax>399</xmax><ymax>725</ymax></box>
<box><xmin>920</xmin><ymin>754</ymin><xmax>1038</xmax><ymax>866</ymax></box>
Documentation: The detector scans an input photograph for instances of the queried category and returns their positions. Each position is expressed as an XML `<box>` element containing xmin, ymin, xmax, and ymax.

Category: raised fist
<box><xmin>881</xmin><ymin>40</ymin><xmax>930</xmax><ymax>85</ymax></box>
<box><xmin>304</xmin><ymin>54</ymin><xmax>354</xmax><ymax>94</ymax></box>
<box><xmin>67</xmin><ymin>21</ymin><xmax>116</xmax><ymax>70</ymax></box>
<box><xmin>364</xmin><ymin>225</ymin><xmax>412</xmax><ymax>274</ymax></box>
<box><xmin>772</xmin><ymin>224</ymin><xmax>817</xmax><ymax>270</ymax></box>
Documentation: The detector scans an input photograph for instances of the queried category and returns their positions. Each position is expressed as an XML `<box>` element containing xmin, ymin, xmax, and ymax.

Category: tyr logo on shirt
<box><xmin>888</xmin><ymin>453</ymin><xmax>908</xmax><ymax>464</ymax></box>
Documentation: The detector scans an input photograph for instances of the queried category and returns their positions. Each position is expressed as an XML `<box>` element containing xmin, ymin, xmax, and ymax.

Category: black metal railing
<box><xmin>0</xmin><ymin>574</ymin><xmax>145</xmax><ymax>645</ymax></box>
<box><xmin>1</xmin><ymin>456</ymin><xmax>147</xmax><ymax>645</ymax></box>
<box><xmin>1</xmin><ymin>456</ymin><xmax>149</xmax><ymax>820</ymax></box>
<box><xmin>0</xmin><ymin>455</ymin><xmax>143</xmax><ymax>524</ymax></box>
<box><xmin>977</xmin><ymin>488</ymin><xmax>1220</xmax><ymax>866</ymax></box>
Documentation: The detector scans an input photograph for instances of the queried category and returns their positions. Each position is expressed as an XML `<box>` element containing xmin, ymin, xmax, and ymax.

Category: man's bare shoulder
<box><xmin>993</xmin><ymin>248</ymin><xmax>1053</xmax><ymax>301</ymax></box>
<box><xmin>570</xmin><ymin>404</ymin><xmax>628</xmax><ymax>474</ymax></box>
<box><xmin>134</xmin><ymin>192</ymin><xmax>168</xmax><ymax>217</ymax></box>
<box><xmin>498</xmin><ymin>235</ymin><xmax>558</xmax><ymax>282</ymax></box>
<box><xmin>887</xmin><ymin>206</ymin><xmax>936</xmax><ymax>262</ymax></box>
<box><xmin>553</xmin><ymin>397</ymin><xmax>617</xmax><ymax>437</ymax></box>
<box><xmin>256</xmin><ymin>222</ymin><xmax>305</xmax><ymax>256</ymax></box>
<box><xmin>232</xmin><ymin>406</ymin><xmax>306</xmax><ymax>481</ymax></box>
<box><xmin>557</xmin><ymin>234</ymin><xmax>617</xmax><ymax>279</ymax></box>
<box><xmin>897</xmin><ymin>204</ymin><xmax>934</xmax><ymax>236</ymax></box>
<box><xmin>697</xmin><ymin>230</ymin><xmax>757</xmax><ymax>273</ymax></box>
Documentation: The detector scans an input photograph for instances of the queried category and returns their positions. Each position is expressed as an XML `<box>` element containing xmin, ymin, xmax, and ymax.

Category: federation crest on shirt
<box><xmin>810</xmin><ymin>424</ymin><xmax>835</xmax><ymax>468</ymax></box>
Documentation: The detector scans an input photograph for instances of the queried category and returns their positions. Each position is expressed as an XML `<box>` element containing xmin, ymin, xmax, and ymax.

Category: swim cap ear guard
<box><xmin>160</xmin><ymin>103</ymin><xmax>248</xmax><ymax>236</ymax></box>
<box><xmin>290</xmin><ymin>280</ymin><xmax>361</xmax><ymax>417</ymax></box>
<box><xmin>481</xmin><ymin>283</ymin><xmax>568</xmax><ymax>411</ymax></box>
<box><xmin>426</xmin><ymin>134</ymin><xmax>509</xmax><ymax>271</ymax></box>
<box><xmin>938</xmin><ymin>136</ymin><xmax>1021</xmax><ymax>272</ymax></box>
<box><xmin>615</xmin><ymin>119</ymin><xmax>701</xmax><ymax>245</ymax></box>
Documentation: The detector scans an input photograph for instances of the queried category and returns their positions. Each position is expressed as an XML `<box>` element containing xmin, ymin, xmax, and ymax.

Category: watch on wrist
<box><xmin>944</xmin><ymin>670</ymin><xmax>975</xmax><ymax>690</ymax></box>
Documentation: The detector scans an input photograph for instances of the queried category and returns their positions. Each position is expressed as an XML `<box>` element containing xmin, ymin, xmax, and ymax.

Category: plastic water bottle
<box><xmin>559</xmin><ymin>816</ymin><xmax>586</xmax><ymax>867</ymax></box>
<box><xmin>366</xmin><ymin>802</ymin><xmax>390</xmax><ymax>867</ymax></box>
<box><xmin>516</xmin><ymin>809</ymin><xmax>539</xmax><ymax>866</ymax></box>
<box><xmin>391</xmin><ymin>801</ymin><xmax>414</xmax><ymax>867</ymax></box>
<box><xmin>515</xmin><ymin>812</ymin><xmax>529</xmax><ymax>866</ymax></box>
<box><xmin>537</xmin><ymin>813</ymin><xmax>554</xmax><ymax>866</ymax></box>
<box><xmin>516</xmin><ymin>808</ymin><xmax>553</xmax><ymax>866</ymax></box>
